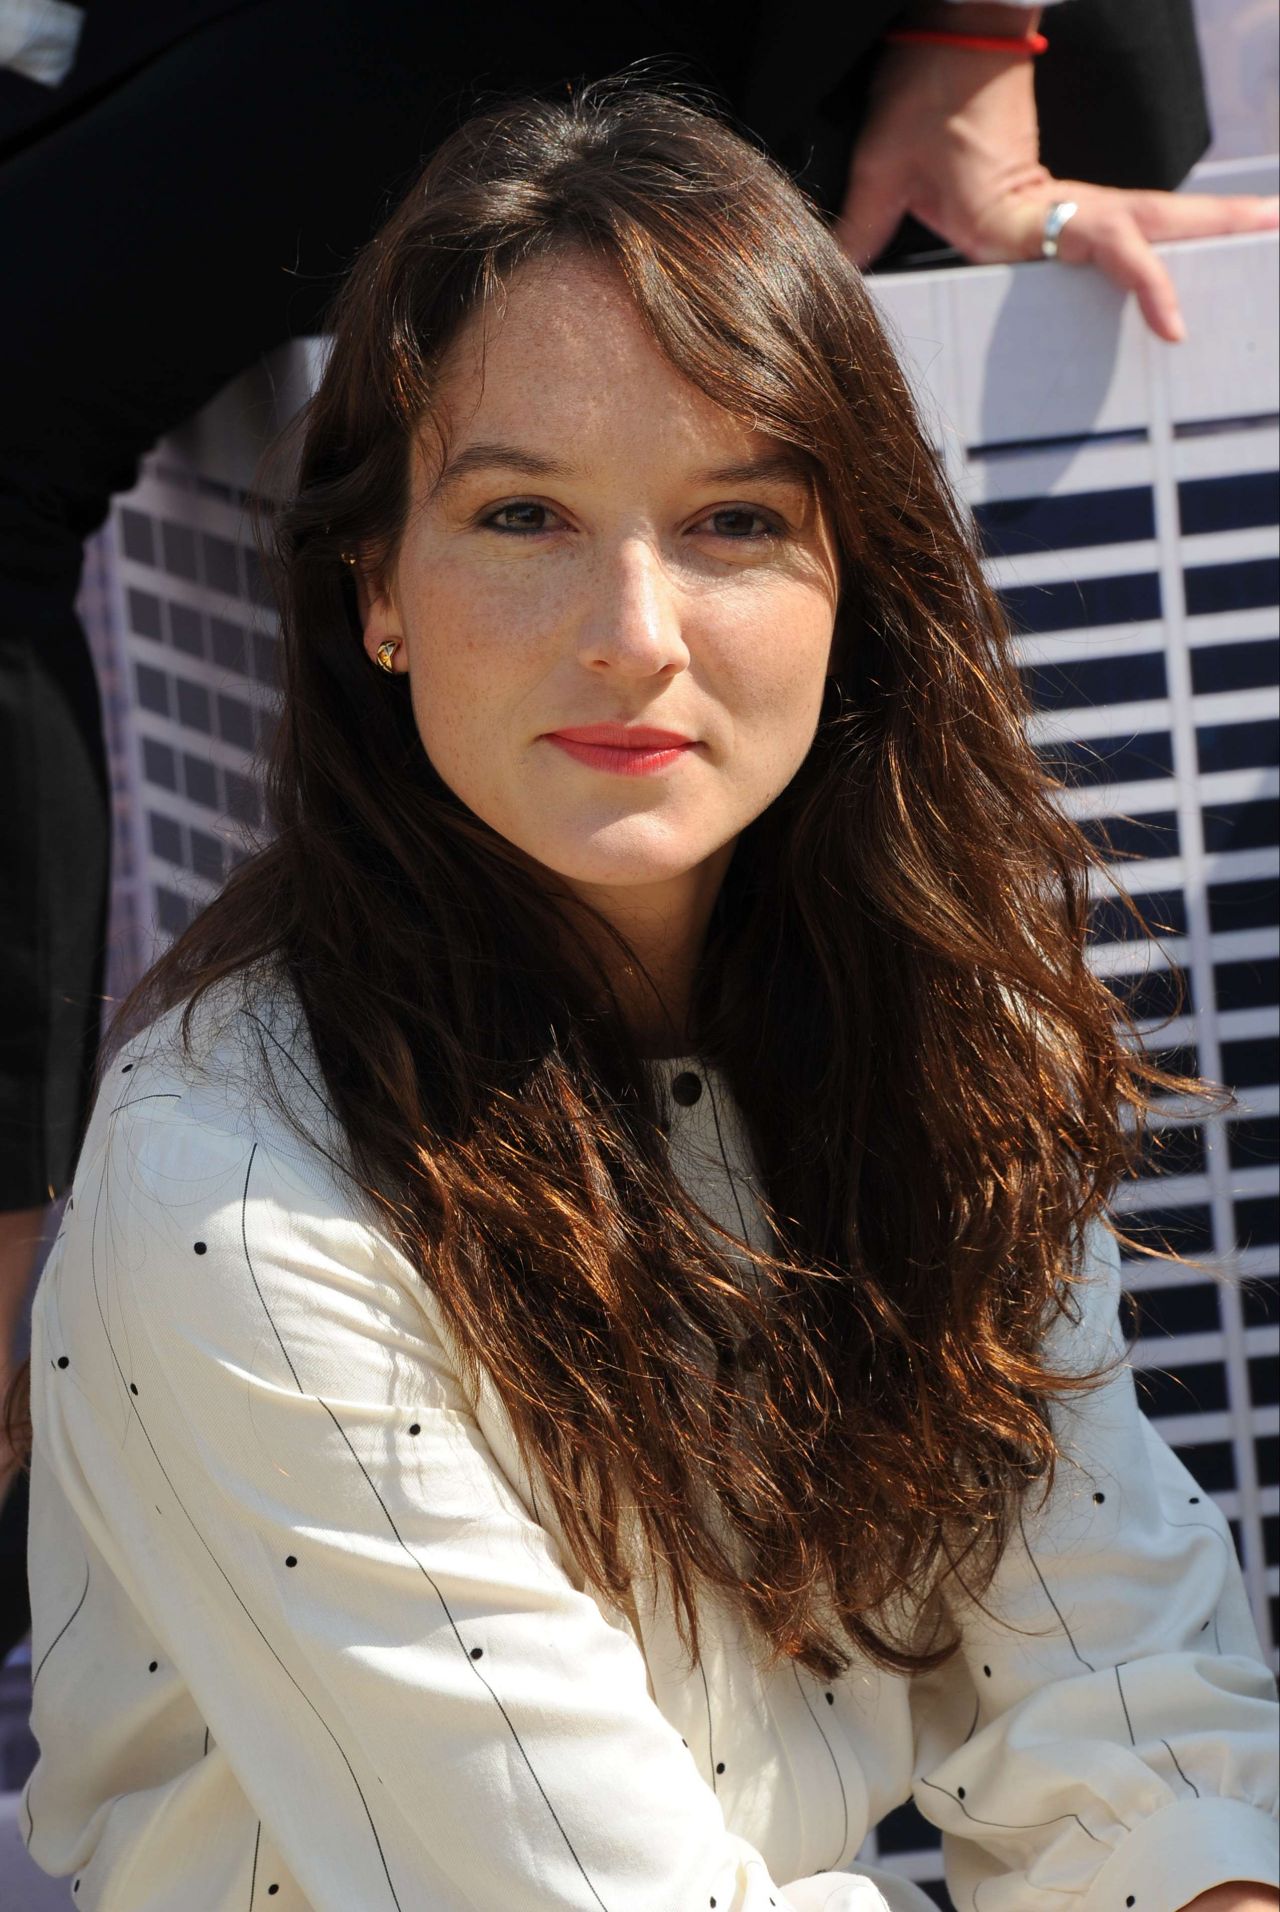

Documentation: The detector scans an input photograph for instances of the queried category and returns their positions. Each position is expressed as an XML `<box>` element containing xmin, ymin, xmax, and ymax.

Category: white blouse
<box><xmin>21</xmin><ymin>983</ymin><xmax>1279</xmax><ymax>1912</ymax></box>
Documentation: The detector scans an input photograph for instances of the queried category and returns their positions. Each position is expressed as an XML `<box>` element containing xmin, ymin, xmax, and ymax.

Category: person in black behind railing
<box><xmin>0</xmin><ymin>0</ymin><xmax>1276</xmax><ymax>1665</ymax></box>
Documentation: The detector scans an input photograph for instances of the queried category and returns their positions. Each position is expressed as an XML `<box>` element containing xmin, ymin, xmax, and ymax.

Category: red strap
<box><xmin>883</xmin><ymin>26</ymin><xmax>1049</xmax><ymax>55</ymax></box>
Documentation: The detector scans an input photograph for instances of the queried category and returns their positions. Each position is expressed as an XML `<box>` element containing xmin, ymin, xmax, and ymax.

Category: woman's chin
<box><xmin>525</xmin><ymin>837</ymin><xmax>721</xmax><ymax>899</ymax></box>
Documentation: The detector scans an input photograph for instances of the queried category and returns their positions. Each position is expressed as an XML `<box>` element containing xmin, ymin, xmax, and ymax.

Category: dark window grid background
<box><xmin>1178</xmin><ymin>469</ymin><xmax>1280</xmax><ymax>538</ymax></box>
<box><xmin>126</xmin><ymin>577</ymin><xmax>281</xmax><ymax>693</ymax></box>
<box><xmin>1195</xmin><ymin>715</ymin><xmax>1279</xmax><ymax>777</ymax></box>
<box><xmin>119</xmin><ymin>502</ymin><xmax>263</xmax><ymax>608</ymax></box>
<box><xmin>1008</xmin><ymin>505</ymin><xmax>1280</xmax><ymax>1695</ymax></box>
<box><xmin>145</xmin><ymin>787</ymin><xmax>256</xmax><ymax>863</ymax></box>
<box><xmin>132</xmin><ymin>663</ymin><xmax>270</xmax><ymax>756</ymax></box>
<box><xmin>1035</xmin><ymin>728</ymin><xmax>1176</xmax><ymax>787</ymax></box>
<box><xmin>1189</xmin><ymin>634</ymin><xmax>1280</xmax><ymax>696</ymax></box>
<box><xmin>985</xmin><ymin>446</ymin><xmax>1277</xmax><ymax>1807</ymax></box>
<box><xmin>127</xmin><ymin>561</ymin><xmax>281</xmax><ymax>801</ymax></box>
<box><xmin>1126</xmin><ymin>1280</ymin><xmax>1276</xmax><ymax>1373</ymax></box>
<box><xmin>146</xmin><ymin>810</ymin><xmax>229</xmax><ymax>885</ymax></box>
<box><xmin>1107</xmin><ymin>615</ymin><xmax>1280</xmax><ymax>1658</ymax></box>
<box><xmin>944</xmin><ymin>433</ymin><xmax>1280</xmax><ymax>1852</ymax></box>
<box><xmin>1166</xmin><ymin>494</ymin><xmax>1274</xmax><ymax>1430</ymax></box>
<box><xmin>139</xmin><ymin>735</ymin><xmax>264</xmax><ymax>831</ymax></box>
<box><xmin>977</xmin><ymin>439</ymin><xmax>1272</xmax><ymax>1732</ymax></box>
<box><xmin>1088</xmin><ymin>882</ymin><xmax>1189</xmax><ymax>947</ymax></box>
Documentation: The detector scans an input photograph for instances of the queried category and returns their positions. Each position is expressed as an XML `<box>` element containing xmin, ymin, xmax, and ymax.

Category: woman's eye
<box><xmin>699</xmin><ymin>507</ymin><xmax>781</xmax><ymax>541</ymax></box>
<box><xmin>483</xmin><ymin>502</ymin><xmax>558</xmax><ymax>534</ymax></box>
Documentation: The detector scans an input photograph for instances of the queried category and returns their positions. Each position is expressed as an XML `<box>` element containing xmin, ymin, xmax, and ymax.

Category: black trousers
<box><xmin>0</xmin><ymin>0</ymin><xmax>1209</xmax><ymax>1212</ymax></box>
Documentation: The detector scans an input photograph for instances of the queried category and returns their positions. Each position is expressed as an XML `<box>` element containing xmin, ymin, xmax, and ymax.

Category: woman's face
<box><xmin>360</xmin><ymin>252</ymin><xmax>839</xmax><ymax>921</ymax></box>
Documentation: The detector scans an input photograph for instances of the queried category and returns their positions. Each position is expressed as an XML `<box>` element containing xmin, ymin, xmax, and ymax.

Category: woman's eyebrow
<box><xmin>690</xmin><ymin>452</ymin><xmax>812</xmax><ymax>489</ymax></box>
<box><xmin>432</xmin><ymin>442</ymin><xmax>812</xmax><ymax>497</ymax></box>
<box><xmin>432</xmin><ymin>442</ymin><xmax>573</xmax><ymax>494</ymax></box>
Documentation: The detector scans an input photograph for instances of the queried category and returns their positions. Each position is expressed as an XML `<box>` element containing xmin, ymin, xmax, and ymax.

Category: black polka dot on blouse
<box><xmin>193</xmin><ymin>1241</ymin><xmax>207</xmax><ymax>1255</ymax></box>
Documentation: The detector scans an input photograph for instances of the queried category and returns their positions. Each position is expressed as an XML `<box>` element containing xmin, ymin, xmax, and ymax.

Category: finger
<box><xmin>1064</xmin><ymin>208</ymin><xmax>1186</xmax><ymax>342</ymax></box>
<box><xmin>835</xmin><ymin>165</ymin><xmax>913</xmax><ymax>268</ymax></box>
<box><xmin>1102</xmin><ymin>189</ymin><xmax>1279</xmax><ymax>245</ymax></box>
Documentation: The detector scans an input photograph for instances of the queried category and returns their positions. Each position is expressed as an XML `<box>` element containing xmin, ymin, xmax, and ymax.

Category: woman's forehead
<box><xmin>436</xmin><ymin>255</ymin><xmax>698</xmax><ymax>415</ymax></box>
<box><xmin>420</xmin><ymin>257</ymin><xmax>802</xmax><ymax>491</ymax></box>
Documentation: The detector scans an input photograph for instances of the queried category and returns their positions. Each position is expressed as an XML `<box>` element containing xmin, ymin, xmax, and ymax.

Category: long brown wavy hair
<box><xmin>8</xmin><ymin>82</ymin><xmax>1184</xmax><ymax>1681</ymax></box>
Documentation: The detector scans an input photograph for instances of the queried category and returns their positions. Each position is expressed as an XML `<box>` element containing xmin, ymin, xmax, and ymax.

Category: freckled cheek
<box><xmin>699</xmin><ymin>598</ymin><xmax>833</xmax><ymax>749</ymax></box>
<box><xmin>400</xmin><ymin>566</ymin><xmax>568</xmax><ymax>778</ymax></box>
<box><xmin>406</xmin><ymin>563</ymin><xmax>569</xmax><ymax>683</ymax></box>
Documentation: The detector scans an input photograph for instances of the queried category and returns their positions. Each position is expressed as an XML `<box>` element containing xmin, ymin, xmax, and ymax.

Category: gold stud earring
<box><xmin>374</xmin><ymin>639</ymin><xmax>401</xmax><ymax>674</ymax></box>
<box><xmin>340</xmin><ymin>550</ymin><xmax>358</xmax><ymax>567</ymax></box>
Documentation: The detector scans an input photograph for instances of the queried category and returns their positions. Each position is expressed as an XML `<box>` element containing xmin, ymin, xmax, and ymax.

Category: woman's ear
<box><xmin>356</xmin><ymin>562</ymin><xmax>408</xmax><ymax>673</ymax></box>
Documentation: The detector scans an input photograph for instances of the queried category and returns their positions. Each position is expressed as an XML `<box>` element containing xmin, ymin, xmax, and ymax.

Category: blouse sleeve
<box><xmin>41</xmin><ymin>1087</ymin><xmax>886</xmax><ymax>1912</ymax></box>
<box><xmin>907</xmin><ymin>1221</ymin><xmax>1280</xmax><ymax>1912</ymax></box>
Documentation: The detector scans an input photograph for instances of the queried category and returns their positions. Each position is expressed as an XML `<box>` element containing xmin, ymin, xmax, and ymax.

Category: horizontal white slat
<box><xmin>1012</xmin><ymin>627</ymin><xmax>1168</xmax><ymax>668</ymax></box>
<box><xmin>1173</xmin><ymin>421</ymin><xmax>1280</xmax><ymax>481</ymax></box>
<box><xmin>1148</xmin><ymin>1405</ymin><xmax>1279</xmax><ymax>1446</ymax></box>
<box><xmin>986</xmin><ymin>540</ymin><xmax>1159</xmax><ymax>590</ymax></box>
<box><xmin>1178</xmin><ymin>525</ymin><xmax>1280</xmax><ymax>569</ymax></box>
<box><xmin>1130</xmin><ymin>1326</ymin><xmax>1278</xmax><ymax>1369</ymax></box>
<box><xmin>1185</xmin><ymin>607</ymin><xmax>1279</xmax><ymax>645</ymax></box>
<box><xmin>1030</xmin><ymin>700</ymin><xmax>1172</xmax><ymax>742</ymax></box>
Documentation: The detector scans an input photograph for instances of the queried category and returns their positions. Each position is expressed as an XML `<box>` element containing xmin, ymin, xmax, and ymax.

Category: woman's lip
<box><xmin>543</xmin><ymin>733</ymin><xmax>697</xmax><ymax>776</ymax></box>
<box><xmin>546</xmin><ymin>725</ymin><xmax>695</xmax><ymax>748</ymax></box>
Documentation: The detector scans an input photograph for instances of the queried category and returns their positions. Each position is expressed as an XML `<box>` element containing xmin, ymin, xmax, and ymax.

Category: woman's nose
<box><xmin>574</xmin><ymin>539</ymin><xmax>690</xmax><ymax>678</ymax></box>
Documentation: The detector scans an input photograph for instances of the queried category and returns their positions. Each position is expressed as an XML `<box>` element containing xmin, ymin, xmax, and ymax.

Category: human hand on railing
<box><xmin>834</xmin><ymin>0</ymin><xmax>1280</xmax><ymax>342</ymax></box>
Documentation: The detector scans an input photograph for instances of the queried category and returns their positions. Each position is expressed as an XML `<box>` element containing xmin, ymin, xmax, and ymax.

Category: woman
<box><xmin>12</xmin><ymin>84</ymin><xmax>1278</xmax><ymax>1911</ymax></box>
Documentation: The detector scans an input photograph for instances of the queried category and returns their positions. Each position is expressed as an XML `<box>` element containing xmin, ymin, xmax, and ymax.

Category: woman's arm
<box><xmin>906</xmin><ymin>1222</ymin><xmax>1279</xmax><ymax>1910</ymax></box>
<box><xmin>33</xmin><ymin>1078</ymin><xmax>881</xmax><ymax>1911</ymax></box>
<box><xmin>836</xmin><ymin>0</ymin><xmax>1279</xmax><ymax>341</ymax></box>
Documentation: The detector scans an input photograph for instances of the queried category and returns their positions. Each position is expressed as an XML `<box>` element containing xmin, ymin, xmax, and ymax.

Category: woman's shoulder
<box><xmin>57</xmin><ymin>965</ymin><xmax>455</xmax><ymax>1361</ymax></box>
<box><xmin>84</xmin><ymin>964</ymin><xmax>363</xmax><ymax>1232</ymax></box>
<box><xmin>40</xmin><ymin>971</ymin><xmax>480</xmax><ymax>1478</ymax></box>
<box><xmin>109</xmin><ymin>963</ymin><xmax>325</xmax><ymax>1128</ymax></box>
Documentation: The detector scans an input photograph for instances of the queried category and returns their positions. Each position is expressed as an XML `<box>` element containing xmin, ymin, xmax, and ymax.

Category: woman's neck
<box><xmin>558</xmin><ymin>847</ymin><xmax>734</xmax><ymax>1058</ymax></box>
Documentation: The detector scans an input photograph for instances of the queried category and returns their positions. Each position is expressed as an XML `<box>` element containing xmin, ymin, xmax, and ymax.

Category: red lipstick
<box><xmin>544</xmin><ymin>723</ymin><xmax>697</xmax><ymax>777</ymax></box>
